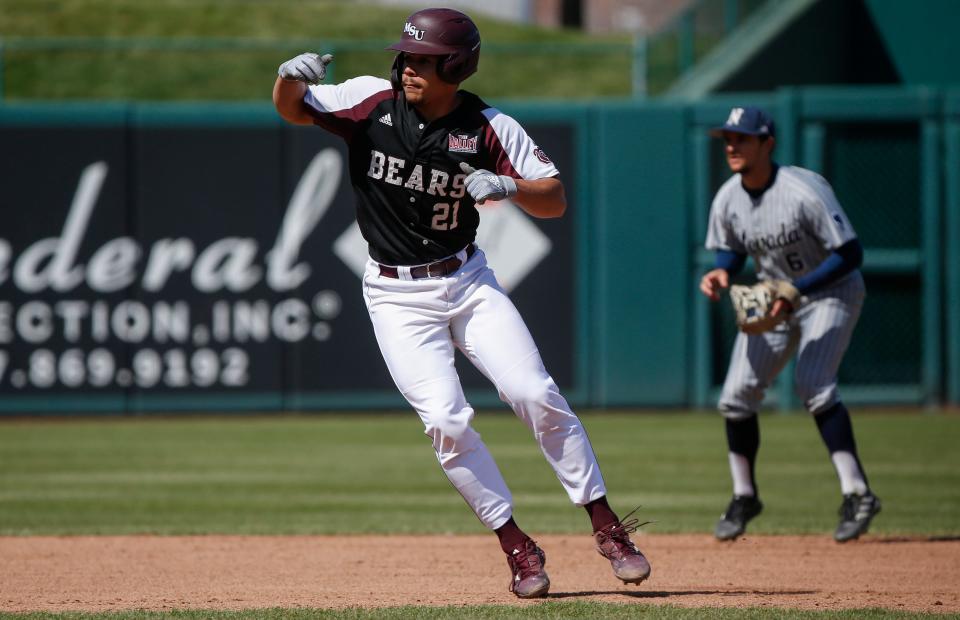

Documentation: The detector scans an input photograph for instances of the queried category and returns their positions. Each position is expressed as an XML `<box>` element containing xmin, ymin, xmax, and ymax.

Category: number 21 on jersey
<box><xmin>431</xmin><ymin>201</ymin><xmax>460</xmax><ymax>230</ymax></box>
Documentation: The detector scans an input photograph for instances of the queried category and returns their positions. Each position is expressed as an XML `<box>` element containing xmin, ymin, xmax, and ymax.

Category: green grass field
<box><xmin>1</xmin><ymin>411</ymin><xmax>958</xmax><ymax>537</ymax></box>
<box><xmin>1</xmin><ymin>410</ymin><xmax>957</xmax><ymax>619</ymax></box>
<box><xmin>0</xmin><ymin>0</ymin><xmax>637</xmax><ymax>101</ymax></box>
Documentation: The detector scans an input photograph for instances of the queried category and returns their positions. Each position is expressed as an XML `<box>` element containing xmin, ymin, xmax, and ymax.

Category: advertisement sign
<box><xmin>0</xmin><ymin>118</ymin><xmax>577</xmax><ymax>412</ymax></box>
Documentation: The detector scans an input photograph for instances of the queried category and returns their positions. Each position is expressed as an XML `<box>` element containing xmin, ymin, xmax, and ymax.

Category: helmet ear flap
<box><xmin>390</xmin><ymin>53</ymin><xmax>405</xmax><ymax>90</ymax></box>
<box><xmin>437</xmin><ymin>45</ymin><xmax>479</xmax><ymax>84</ymax></box>
<box><xmin>435</xmin><ymin>53</ymin><xmax>455</xmax><ymax>84</ymax></box>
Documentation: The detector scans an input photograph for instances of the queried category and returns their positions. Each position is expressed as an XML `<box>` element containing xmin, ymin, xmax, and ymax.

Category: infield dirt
<box><xmin>2</xmin><ymin>534</ymin><xmax>958</xmax><ymax>614</ymax></box>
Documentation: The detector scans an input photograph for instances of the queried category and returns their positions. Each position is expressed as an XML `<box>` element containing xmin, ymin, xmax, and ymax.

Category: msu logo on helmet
<box><xmin>403</xmin><ymin>22</ymin><xmax>425</xmax><ymax>40</ymax></box>
<box><xmin>387</xmin><ymin>7</ymin><xmax>481</xmax><ymax>88</ymax></box>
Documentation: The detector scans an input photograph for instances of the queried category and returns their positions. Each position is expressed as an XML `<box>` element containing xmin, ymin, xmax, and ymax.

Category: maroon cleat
<box><xmin>595</xmin><ymin>511</ymin><xmax>652</xmax><ymax>585</ymax></box>
<box><xmin>506</xmin><ymin>539</ymin><xmax>550</xmax><ymax>598</ymax></box>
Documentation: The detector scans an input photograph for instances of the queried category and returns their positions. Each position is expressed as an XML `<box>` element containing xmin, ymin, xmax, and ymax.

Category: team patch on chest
<box><xmin>448</xmin><ymin>133</ymin><xmax>479</xmax><ymax>154</ymax></box>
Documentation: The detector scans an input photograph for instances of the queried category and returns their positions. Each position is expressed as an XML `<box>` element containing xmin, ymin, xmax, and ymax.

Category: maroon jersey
<box><xmin>302</xmin><ymin>76</ymin><xmax>559</xmax><ymax>265</ymax></box>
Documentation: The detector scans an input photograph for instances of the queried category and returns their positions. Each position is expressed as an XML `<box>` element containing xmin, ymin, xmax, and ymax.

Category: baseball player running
<box><xmin>273</xmin><ymin>8</ymin><xmax>650</xmax><ymax>597</ymax></box>
<box><xmin>700</xmin><ymin>106</ymin><xmax>882</xmax><ymax>542</ymax></box>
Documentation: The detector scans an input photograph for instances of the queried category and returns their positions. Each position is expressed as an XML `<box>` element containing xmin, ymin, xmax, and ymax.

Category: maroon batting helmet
<box><xmin>387</xmin><ymin>8</ymin><xmax>481</xmax><ymax>89</ymax></box>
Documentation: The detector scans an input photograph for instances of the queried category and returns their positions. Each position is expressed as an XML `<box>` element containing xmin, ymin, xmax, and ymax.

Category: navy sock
<box><xmin>815</xmin><ymin>402</ymin><xmax>869</xmax><ymax>487</ymax></box>
<box><xmin>725</xmin><ymin>415</ymin><xmax>760</xmax><ymax>495</ymax></box>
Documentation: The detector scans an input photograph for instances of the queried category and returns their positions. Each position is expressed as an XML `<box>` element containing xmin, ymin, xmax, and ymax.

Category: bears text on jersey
<box><xmin>366</xmin><ymin>149</ymin><xmax>467</xmax><ymax>199</ymax></box>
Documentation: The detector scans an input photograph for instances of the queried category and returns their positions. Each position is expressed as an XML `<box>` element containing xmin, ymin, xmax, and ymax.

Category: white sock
<box><xmin>728</xmin><ymin>452</ymin><xmax>755</xmax><ymax>497</ymax></box>
<box><xmin>831</xmin><ymin>451</ymin><xmax>868</xmax><ymax>495</ymax></box>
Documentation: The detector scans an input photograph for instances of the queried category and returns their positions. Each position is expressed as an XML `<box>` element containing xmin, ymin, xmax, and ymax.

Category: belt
<box><xmin>379</xmin><ymin>244</ymin><xmax>476</xmax><ymax>279</ymax></box>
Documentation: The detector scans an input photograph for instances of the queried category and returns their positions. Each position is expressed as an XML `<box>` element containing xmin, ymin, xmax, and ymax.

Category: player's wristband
<box><xmin>715</xmin><ymin>250</ymin><xmax>746</xmax><ymax>276</ymax></box>
<box><xmin>793</xmin><ymin>239</ymin><xmax>863</xmax><ymax>294</ymax></box>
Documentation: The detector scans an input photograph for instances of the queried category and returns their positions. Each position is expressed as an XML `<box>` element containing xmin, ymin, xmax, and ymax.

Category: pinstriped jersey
<box><xmin>302</xmin><ymin>76</ymin><xmax>559</xmax><ymax>265</ymax></box>
<box><xmin>705</xmin><ymin>165</ymin><xmax>860</xmax><ymax>287</ymax></box>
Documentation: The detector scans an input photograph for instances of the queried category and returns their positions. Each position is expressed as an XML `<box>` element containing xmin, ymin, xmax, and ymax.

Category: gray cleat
<box><xmin>834</xmin><ymin>492</ymin><xmax>882</xmax><ymax>542</ymax></box>
<box><xmin>715</xmin><ymin>495</ymin><xmax>763</xmax><ymax>541</ymax></box>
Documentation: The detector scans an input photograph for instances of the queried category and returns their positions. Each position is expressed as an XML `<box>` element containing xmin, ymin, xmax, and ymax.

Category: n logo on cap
<box><xmin>726</xmin><ymin>108</ymin><xmax>745</xmax><ymax>126</ymax></box>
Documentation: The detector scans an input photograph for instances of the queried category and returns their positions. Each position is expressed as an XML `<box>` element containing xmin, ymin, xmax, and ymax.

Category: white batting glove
<box><xmin>278</xmin><ymin>53</ymin><xmax>333</xmax><ymax>85</ymax></box>
<box><xmin>460</xmin><ymin>162</ymin><xmax>518</xmax><ymax>204</ymax></box>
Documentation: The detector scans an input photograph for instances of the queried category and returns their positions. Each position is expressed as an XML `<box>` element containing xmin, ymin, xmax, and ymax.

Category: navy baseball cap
<box><xmin>709</xmin><ymin>106</ymin><xmax>776</xmax><ymax>138</ymax></box>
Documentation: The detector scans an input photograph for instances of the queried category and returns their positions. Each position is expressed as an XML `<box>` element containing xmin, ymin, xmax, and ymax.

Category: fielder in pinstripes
<box><xmin>699</xmin><ymin>106</ymin><xmax>882</xmax><ymax>543</ymax></box>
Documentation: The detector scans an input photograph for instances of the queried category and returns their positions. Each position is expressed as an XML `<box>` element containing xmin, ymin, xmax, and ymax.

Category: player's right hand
<box><xmin>700</xmin><ymin>268</ymin><xmax>730</xmax><ymax>301</ymax></box>
<box><xmin>278</xmin><ymin>53</ymin><xmax>334</xmax><ymax>85</ymax></box>
<box><xmin>770</xmin><ymin>298</ymin><xmax>793</xmax><ymax>317</ymax></box>
<box><xmin>459</xmin><ymin>162</ymin><xmax>518</xmax><ymax>204</ymax></box>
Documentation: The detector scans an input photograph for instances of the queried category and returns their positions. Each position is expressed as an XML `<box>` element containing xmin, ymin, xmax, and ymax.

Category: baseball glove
<box><xmin>729</xmin><ymin>279</ymin><xmax>800</xmax><ymax>335</ymax></box>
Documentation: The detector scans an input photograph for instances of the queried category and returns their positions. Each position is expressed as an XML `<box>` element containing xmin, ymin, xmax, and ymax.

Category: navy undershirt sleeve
<box><xmin>793</xmin><ymin>238</ymin><xmax>863</xmax><ymax>294</ymax></box>
<box><xmin>715</xmin><ymin>250</ymin><xmax>747</xmax><ymax>276</ymax></box>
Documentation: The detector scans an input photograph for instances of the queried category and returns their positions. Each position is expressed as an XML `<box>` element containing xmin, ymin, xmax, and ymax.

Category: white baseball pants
<box><xmin>362</xmin><ymin>247</ymin><xmax>606</xmax><ymax>529</ymax></box>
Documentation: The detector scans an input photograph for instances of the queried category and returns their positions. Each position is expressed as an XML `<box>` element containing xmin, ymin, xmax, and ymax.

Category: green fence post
<box><xmin>947</xmin><ymin>113</ymin><xmax>960</xmax><ymax>405</ymax></box>
<box><xmin>691</xmin><ymin>127</ymin><xmax>712</xmax><ymax>409</ymax></box>
<box><xmin>803</xmin><ymin>122</ymin><xmax>826</xmax><ymax>172</ymax></box>
<box><xmin>775</xmin><ymin>87</ymin><xmax>800</xmax><ymax>166</ymax></box>
<box><xmin>922</xmin><ymin>118</ymin><xmax>943</xmax><ymax>405</ymax></box>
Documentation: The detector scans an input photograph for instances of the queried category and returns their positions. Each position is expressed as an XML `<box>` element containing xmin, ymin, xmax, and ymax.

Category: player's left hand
<box><xmin>730</xmin><ymin>279</ymin><xmax>800</xmax><ymax>334</ymax></box>
<box><xmin>460</xmin><ymin>162</ymin><xmax>518</xmax><ymax>204</ymax></box>
<box><xmin>278</xmin><ymin>52</ymin><xmax>334</xmax><ymax>85</ymax></box>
